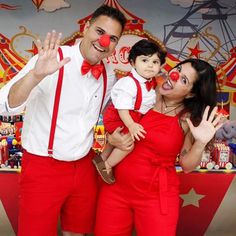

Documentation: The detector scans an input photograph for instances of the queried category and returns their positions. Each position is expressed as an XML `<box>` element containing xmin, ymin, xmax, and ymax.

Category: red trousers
<box><xmin>18</xmin><ymin>150</ymin><xmax>98</xmax><ymax>236</ymax></box>
<box><xmin>95</xmin><ymin>183</ymin><xmax>179</xmax><ymax>236</ymax></box>
<box><xmin>103</xmin><ymin>104</ymin><xmax>142</xmax><ymax>134</ymax></box>
<box><xmin>94</xmin><ymin>149</ymin><xmax>180</xmax><ymax>236</ymax></box>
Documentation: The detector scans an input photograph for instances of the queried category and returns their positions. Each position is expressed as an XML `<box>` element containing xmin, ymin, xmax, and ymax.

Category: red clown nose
<box><xmin>169</xmin><ymin>71</ymin><xmax>180</xmax><ymax>81</ymax></box>
<box><xmin>99</xmin><ymin>34</ymin><xmax>110</xmax><ymax>47</ymax></box>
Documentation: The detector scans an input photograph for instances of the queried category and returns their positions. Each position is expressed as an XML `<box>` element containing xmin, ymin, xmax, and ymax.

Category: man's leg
<box><xmin>61</xmin><ymin>150</ymin><xmax>99</xmax><ymax>235</ymax></box>
<box><xmin>18</xmin><ymin>151</ymin><xmax>73</xmax><ymax>236</ymax></box>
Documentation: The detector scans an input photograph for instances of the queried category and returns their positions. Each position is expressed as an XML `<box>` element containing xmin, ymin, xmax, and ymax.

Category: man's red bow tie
<box><xmin>81</xmin><ymin>60</ymin><xmax>104</xmax><ymax>80</ymax></box>
<box><xmin>145</xmin><ymin>78</ymin><xmax>157</xmax><ymax>91</ymax></box>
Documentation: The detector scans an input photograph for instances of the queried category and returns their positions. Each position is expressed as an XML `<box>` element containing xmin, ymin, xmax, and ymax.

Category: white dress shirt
<box><xmin>111</xmin><ymin>68</ymin><xmax>156</xmax><ymax>114</ymax></box>
<box><xmin>0</xmin><ymin>42</ymin><xmax>116</xmax><ymax>161</ymax></box>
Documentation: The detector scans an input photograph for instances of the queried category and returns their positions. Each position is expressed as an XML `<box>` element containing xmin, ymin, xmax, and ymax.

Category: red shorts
<box><xmin>18</xmin><ymin>150</ymin><xmax>98</xmax><ymax>236</ymax></box>
<box><xmin>103</xmin><ymin>104</ymin><xmax>143</xmax><ymax>134</ymax></box>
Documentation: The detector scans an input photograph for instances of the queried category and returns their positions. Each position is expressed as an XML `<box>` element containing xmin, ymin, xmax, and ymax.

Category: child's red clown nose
<box><xmin>169</xmin><ymin>71</ymin><xmax>180</xmax><ymax>81</ymax></box>
<box><xmin>99</xmin><ymin>35</ymin><xmax>110</xmax><ymax>47</ymax></box>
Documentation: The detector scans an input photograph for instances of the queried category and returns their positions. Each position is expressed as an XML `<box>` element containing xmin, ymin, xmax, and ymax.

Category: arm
<box><xmin>179</xmin><ymin>106</ymin><xmax>222</xmax><ymax>173</ymax></box>
<box><xmin>107</xmin><ymin>126</ymin><xmax>134</xmax><ymax>151</ymax></box>
<box><xmin>8</xmin><ymin>69</ymin><xmax>43</xmax><ymax>108</ymax></box>
<box><xmin>118</xmin><ymin>109</ymin><xmax>146</xmax><ymax>141</ymax></box>
<box><xmin>8</xmin><ymin>31</ymin><xmax>70</xmax><ymax>108</ymax></box>
<box><xmin>179</xmin><ymin>131</ymin><xmax>206</xmax><ymax>173</ymax></box>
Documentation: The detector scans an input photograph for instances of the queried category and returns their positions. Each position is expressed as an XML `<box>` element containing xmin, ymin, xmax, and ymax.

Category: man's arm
<box><xmin>8</xmin><ymin>30</ymin><xmax>70</xmax><ymax>108</ymax></box>
<box><xmin>8</xmin><ymin>69</ymin><xmax>42</xmax><ymax>108</ymax></box>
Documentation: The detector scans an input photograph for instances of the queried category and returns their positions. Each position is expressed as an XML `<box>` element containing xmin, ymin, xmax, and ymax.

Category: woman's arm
<box><xmin>179</xmin><ymin>106</ymin><xmax>222</xmax><ymax>173</ymax></box>
<box><xmin>179</xmin><ymin>131</ymin><xmax>206</xmax><ymax>173</ymax></box>
<box><xmin>108</xmin><ymin>126</ymin><xmax>134</xmax><ymax>151</ymax></box>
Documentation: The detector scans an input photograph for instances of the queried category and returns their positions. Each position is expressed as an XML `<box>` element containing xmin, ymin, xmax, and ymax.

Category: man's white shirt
<box><xmin>0</xmin><ymin>42</ymin><xmax>116</xmax><ymax>161</ymax></box>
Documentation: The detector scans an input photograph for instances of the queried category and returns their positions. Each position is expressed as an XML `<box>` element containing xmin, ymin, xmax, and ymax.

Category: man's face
<box><xmin>80</xmin><ymin>15</ymin><xmax>123</xmax><ymax>65</ymax></box>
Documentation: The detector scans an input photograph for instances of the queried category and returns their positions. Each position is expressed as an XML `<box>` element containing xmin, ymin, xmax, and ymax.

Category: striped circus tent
<box><xmin>0</xmin><ymin>34</ymin><xmax>26</xmax><ymax>88</ymax></box>
<box><xmin>216</xmin><ymin>47</ymin><xmax>236</xmax><ymax>90</ymax></box>
<box><xmin>163</xmin><ymin>53</ymin><xmax>180</xmax><ymax>73</ymax></box>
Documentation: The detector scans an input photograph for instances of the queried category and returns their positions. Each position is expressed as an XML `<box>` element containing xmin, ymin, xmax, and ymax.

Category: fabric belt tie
<box><xmin>148</xmin><ymin>158</ymin><xmax>175</xmax><ymax>215</ymax></box>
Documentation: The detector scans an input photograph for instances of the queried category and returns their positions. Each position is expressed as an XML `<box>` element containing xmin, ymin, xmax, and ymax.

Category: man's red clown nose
<box><xmin>99</xmin><ymin>34</ymin><xmax>110</xmax><ymax>47</ymax></box>
<box><xmin>169</xmin><ymin>71</ymin><xmax>180</xmax><ymax>81</ymax></box>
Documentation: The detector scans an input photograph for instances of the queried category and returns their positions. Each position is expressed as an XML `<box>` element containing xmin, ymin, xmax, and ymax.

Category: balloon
<box><xmin>12</xmin><ymin>139</ymin><xmax>18</xmax><ymax>146</ymax></box>
<box><xmin>1</xmin><ymin>139</ymin><xmax>7</xmax><ymax>146</ymax></box>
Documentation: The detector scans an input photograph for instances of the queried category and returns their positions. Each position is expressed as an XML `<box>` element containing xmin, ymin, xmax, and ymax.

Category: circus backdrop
<box><xmin>0</xmin><ymin>0</ymin><xmax>235</xmax><ymax>119</ymax></box>
<box><xmin>0</xmin><ymin>1</ymin><xmax>236</xmax><ymax>235</ymax></box>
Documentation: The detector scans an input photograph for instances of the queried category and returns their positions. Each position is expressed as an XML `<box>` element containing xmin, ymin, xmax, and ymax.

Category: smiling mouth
<box><xmin>93</xmin><ymin>43</ymin><xmax>105</xmax><ymax>52</ymax></box>
<box><xmin>162</xmin><ymin>77</ymin><xmax>173</xmax><ymax>90</ymax></box>
<box><xmin>167</xmin><ymin>78</ymin><xmax>173</xmax><ymax>88</ymax></box>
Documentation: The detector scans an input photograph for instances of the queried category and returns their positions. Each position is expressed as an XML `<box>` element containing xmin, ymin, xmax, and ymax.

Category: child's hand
<box><xmin>128</xmin><ymin>122</ymin><xmax>146</xmax><ymax>141</ymax></box>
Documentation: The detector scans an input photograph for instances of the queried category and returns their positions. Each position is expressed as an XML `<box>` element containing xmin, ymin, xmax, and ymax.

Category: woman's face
<box><xmin>159</xmin><ymin>62</ymin><xmax>198</xmax><ymax>100</ymax></box>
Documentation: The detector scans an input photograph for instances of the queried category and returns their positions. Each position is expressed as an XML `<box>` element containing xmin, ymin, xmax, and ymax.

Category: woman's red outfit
<box><xmin>95</xmin><ymin>109</ymin><xmax>184</xmax><ymax>236</ymax></box>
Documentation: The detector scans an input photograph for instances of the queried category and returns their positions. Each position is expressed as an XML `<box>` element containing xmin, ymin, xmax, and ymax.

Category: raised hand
<box><xmin>32</xmin><ymin>30</ymin><xmax>71</xmax><ymax>81</ymax></box>
<box><xmin>186</xmin><ymin>106</ymin><xmax>222</xmax><ymax>145</ymax></box>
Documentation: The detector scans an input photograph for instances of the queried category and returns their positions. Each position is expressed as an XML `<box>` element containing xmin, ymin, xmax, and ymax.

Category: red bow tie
<box><xmin>81</xmin><ymin>60</ymin><xmax>104</xmax><ymax>80</ymax></box>
<box><xmin>145</xmin><ymin>78</ymin><xmax>157</xmax><ymax>91</ymax></box>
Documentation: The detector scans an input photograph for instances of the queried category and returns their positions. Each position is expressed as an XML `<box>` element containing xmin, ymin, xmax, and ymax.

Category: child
<box><xmin>93</xmin><ymin>39</ymin><xmax>167</xmax><ymax>184</ymax></box>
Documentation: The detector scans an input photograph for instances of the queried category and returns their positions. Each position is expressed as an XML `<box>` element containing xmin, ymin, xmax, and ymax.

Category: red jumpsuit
<box><xmin>95</xmin><ymin>109</ymin><xmax>184</xmax><ymax>236</ymax></box>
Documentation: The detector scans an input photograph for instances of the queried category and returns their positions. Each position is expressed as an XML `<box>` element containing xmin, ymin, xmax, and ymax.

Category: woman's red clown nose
<box><xmin>169</xmin><ymin>71</ymin><xmax>180</xmax><ymax>81</ymax></box>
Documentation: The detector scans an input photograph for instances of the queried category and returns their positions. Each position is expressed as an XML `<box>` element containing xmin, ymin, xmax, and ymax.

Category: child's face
<box><xmin>132</xmin><ymin>54</ymin><xmax>161</xmax><ymax>80</ymax></box>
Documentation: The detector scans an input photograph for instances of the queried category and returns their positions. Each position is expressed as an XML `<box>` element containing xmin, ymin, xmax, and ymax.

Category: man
<box><xmin>0</xmin><ymin>5</ymin><xmax>132</xmax><ymax>236</ymax></box>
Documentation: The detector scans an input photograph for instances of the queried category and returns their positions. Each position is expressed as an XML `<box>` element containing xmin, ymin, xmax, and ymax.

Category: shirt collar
<box><xmin>76</xmin><ymin>40</ymin><xmax>84</xmax><ymax>62</ymax></box>
<box><xmin>76</xmin><ymin>39</ymin><xmax>102</xmax><ymax>66</ymax></box>
<box><xmin>131</xmin><ymin>68</ymin><xmax>148</xmax><ymax>83</ymax></box>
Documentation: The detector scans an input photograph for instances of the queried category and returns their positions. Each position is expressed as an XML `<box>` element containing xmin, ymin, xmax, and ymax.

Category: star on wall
<box><xmin>187</xmin><ymin>42</ymin><xmax>206</xmax><ymax>58</ymax></box>
<box><xmin>180</xmin><ymin>188</ymin><xmax>205</xmax><ymax>207</ymax></box>
<box><xmin>26</xmin><ymin>41</ymin><xmax>38</xmax><ymax>56</ymax></box>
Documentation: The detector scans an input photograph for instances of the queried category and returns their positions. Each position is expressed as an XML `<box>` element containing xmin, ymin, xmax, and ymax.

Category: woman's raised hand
<box><xmin>32</xmin><ymin>30</ymin><xmax>71</xmax><ymax>81</ymax></box>
<box><xmin>186</xmin><ymin>106</ymin><xmax>222</xmax><ymax>145</ymax></box>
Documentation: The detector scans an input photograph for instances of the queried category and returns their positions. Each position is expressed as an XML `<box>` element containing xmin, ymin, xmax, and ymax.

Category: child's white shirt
<box><xmin>111</xmin><ymin>68</ymin><xmax>156</xmax><ymax>114</ymax></box>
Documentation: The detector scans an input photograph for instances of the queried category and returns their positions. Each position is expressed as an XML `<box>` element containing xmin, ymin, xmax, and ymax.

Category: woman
<box><xmin>95</xmin><ymin>58</ymin><xmax>222</xmax><ymax>236</ymax></box>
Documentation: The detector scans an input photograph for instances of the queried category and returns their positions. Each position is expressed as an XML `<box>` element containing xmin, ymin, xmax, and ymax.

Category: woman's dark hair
<box><xmin>90</xmin><ymin>5</ymin><xmax>126</xmax><ymax>31</ymax></box>
<box><xmin>128</xmin><ymin>39</ymin><xmax>167</xmax><ymax>65</ymax></box>
<box><xmin>177</xmin><ymin>58</ymin><xmax>218</xmax><ymax>125</ymax></box>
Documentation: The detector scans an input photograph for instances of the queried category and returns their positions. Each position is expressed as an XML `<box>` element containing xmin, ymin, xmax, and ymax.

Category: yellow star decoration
<box><xmin>180</xmin><ymin>188</ymin><xmax>205</xmax><ymax>207</ymax></box>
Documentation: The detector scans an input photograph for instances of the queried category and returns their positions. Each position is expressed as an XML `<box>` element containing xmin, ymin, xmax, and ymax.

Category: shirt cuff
<box><xmin>5</xmin><ymin>98</ymin><xmax>26</xmax><ymax>115</ymax></box>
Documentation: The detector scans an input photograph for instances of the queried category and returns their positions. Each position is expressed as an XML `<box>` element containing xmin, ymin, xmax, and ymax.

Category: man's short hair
<box><xmin>90</xmin><ymin>5</ymin><xmax>127</xmax><ymax>31</ymax></box>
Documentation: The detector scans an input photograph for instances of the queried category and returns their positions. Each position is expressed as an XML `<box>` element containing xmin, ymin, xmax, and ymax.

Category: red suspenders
<box><xmin>127</xmin><ymin>72</ymin><xmax>142</xmax><ymax>111</ymax></box>
<box><xmin>48</xmin><ymin>47</ymin><xmax>107</xmax><ymax>157</ymax></box>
